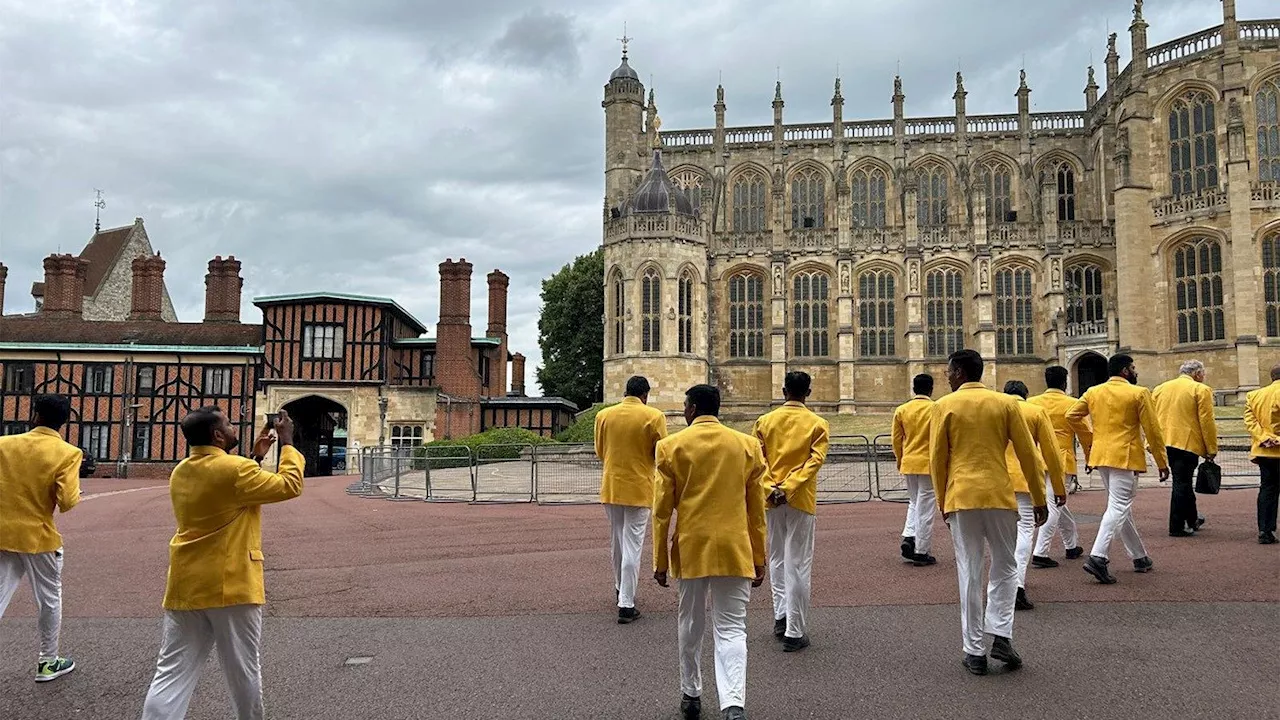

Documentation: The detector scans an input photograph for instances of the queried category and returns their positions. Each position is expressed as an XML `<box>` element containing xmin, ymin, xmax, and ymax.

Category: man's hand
<box><xmin>752</xmin><ymin>565</ymin><xmax>765</xmax><ymax>588</ymax></box>
<box><xmin>1158</xmin><ymin>467</ymin><xmax>1171</xmax><ymax>482</ymax></box>
<box><xmin>251</xmin><ymin>425</ymin><xmax>276</xmax><ymax>461</ymax></box>
<box><xmin>654</xmin><ymin>570</ymin><xmax>668</xmax><ymax>588</ymax></box>
<box><xmin>768</xmin><ymin>487</ymin><xmax>787</xmax><ymax>507</ymax></box>
<box><xmin>1205</xmin><ymin>454</ymin><xmax>1216</xmax><ymax>462</ymax></box>
<box><xmin>1033</xmin><ymin>505</ymin><xmax>1049</xmax><ymax>527</ymax></box>
<box><xmin>1084</xmin><ymin>465</ymin><xmax>1094</xmax><ymax>474</ymax></box>
<box><xmin>274</xmin><ymin>410</ymin><xmax>295</xmax><ymax>447</ymax></box>
<box><xmin>1263</xmin><ymin>437</ymin><xmax>1280</xmax><ymax>449</ymax></box>
<box><xmin>1054</xmin><ymin>494</ymin><xmax>1067</xmax><ymax>508</ymax></box>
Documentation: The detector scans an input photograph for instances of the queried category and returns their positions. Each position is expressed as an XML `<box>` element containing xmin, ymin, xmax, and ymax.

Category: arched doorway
<box><xmin>1074</xmin><ymin>352</ymin><xmax>1108</xmax><ymax>396</ymax></box>
<box><xmin>281</xmin><ymin>395</ymin><xmax>348</xmax><ymax>477</ymax></box>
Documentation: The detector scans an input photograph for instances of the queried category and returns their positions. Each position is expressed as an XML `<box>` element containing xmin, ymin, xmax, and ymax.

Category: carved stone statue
<box><xmin>1228</xmin><ymin>97</ymin><xmax>1244</xmax><ymax>126</ymax></box>
<box><xmin>1019</xmin><ymin>68</ymin><xmax>1027</xmax><ymax>88</ymax></box>
<box><xmin>1051</xmin><ymin>259</ymin><xmax>1062</xmax><ymax>289</ymax></box>
<box><xmin>840</xmin><ymin>266</ymin><xmax>850</xmax><ymax>294</ymax></box>
<box><xmin>1087</xmin><ymin>66</ymin><xmax>1097</xmax><ymax>85</ymax></box>
<box><xmin>893</xmin><ymin>75</ymin><xmax>903</xmax><ymax>97</ymax></box>
<box><xmin>650</xmin><ymin>114</ymin><xmax>663</xmax><ymax>149</ymax></box>
<box><xmin>1108</xmin><ymin>33</ymin><xmax>1118</xmax><ymax>55</ymax></box>
<box><xmin>979</xmin><ymin>260</ymin><xmax>990</xmax><ymax>291</ymax></box>
<box><xmin>773</xmin><ymin>265</ymin><xmax>783</xmax><ymax>295</ymax></box>
<box><xmin>1133</xmin><ymin>0</ymin><xmax>1143</xmax><ymax>21</ymax></box>
<box><xmin>909</xmin><ymin>265</ymin><xmax>920</xmax><ymax>293</ymax></box>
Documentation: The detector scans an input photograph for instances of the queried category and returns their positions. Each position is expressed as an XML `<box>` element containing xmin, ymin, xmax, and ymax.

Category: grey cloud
<box><xmin>490</xmin><ymin>10</ymin><xmax>583</xmax><ymax>75</ymax></box>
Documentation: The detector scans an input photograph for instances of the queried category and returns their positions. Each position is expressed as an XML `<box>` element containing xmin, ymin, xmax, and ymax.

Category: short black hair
<box><xmin>33</xmin><ymin>395</ymin><xmax>72</xmax><ymax>430</ymax></box>
<box><xmin>685</xmin><ymin>384</ymin><xmax>721</xmax><ymax>418</ymax></box>
<box><xmin>783</xmin><ymin>371</ymin><xmax>811</xmax><ymax>398</ymax></box>
<box><xmin>625</xmin><ymin>376</ymin><xmax>651</xmax><ymax>398</ymax></box>
<box><xmin>1108</xmin><ymin>354</ymin><xmax>1134</xmax><ymax>377</ymax></box>
<box><xmin>1045</xmin><ymin>365</ymin><xmax>1069</xmax><ymax>391</ymax></box>
<box><xmin>180</xmin><ymin>406</ymin><xmax>225</xmax><ymax>446</ymax></box>
<box><xmin>1003</xmin><ymin>380</ymin><xmax>1029</xmax><ymax>399</ymax></box>
<box><xmin>948</xmin><ymin>349</ymin><xmax>984</xmax><ymax>382</ymax></box>
<box><xmin>912</xmin><ymin>374</ymin><xmax>934</xmax><ymax>396</ymax></box>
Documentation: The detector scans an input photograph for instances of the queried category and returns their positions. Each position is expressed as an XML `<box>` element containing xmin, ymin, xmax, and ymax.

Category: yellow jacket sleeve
<box><xmin>593</xmin><ymin>413</ymin><xmax>605</xmax><ymax>460</ymax></box>
<box><xmin>780</xmin><ymin>422</ymin><xmax>829</xmax><ymax>499</ymax></box>
<box><xmin>1066</xmin><ymin>396</ymin><xmax>1093</xmax><ymax>459</ymax></box>
<box><xmin>234</xmin><ymin>446</ymin><xmax>305</xmax><ymax>505</ymax></box>
<box><xmin>1138</xmin><ymin>390</ymin><xmax>1169</xmax><ymax>469</ymax></box>
<box><xmin>653</xmin><ymin>412</ymin><xmax>669</xmax><ymax>444</ymax></box>
<box><xmin>1035</xmin><ymin>413</ymin><xmax>1066</xmax><ymax>497</ymax></box>
<box><xmin>652</xmin><ymin>443</ymin><xmax>675</xmax><ymax>573</ymax></box>
<box><xmin>1197</xmin><ymin>385</ymin><xmax>1218</xmax><ymax>457</ymax></box>
<box><xmin>929</xmin><ymin>405</ymin><xmax>950</xmax><ymax>514</ymax></box>
<box><xmin>1245</xmin><ymin>399</ymin><xmax>1264</xmax><ymax>441</ymax></box>
<box><xmin>55</xmin><ymin>452</ymin><xmax>82</xmax><ymax>514</ymax></box>
<box><xmin>1009</xmin><ymin>404</ymin><xmax>1046</xmax><ymax>507</ymax></box>
<box><xmin>746</xmin><ymin>443</ymin><xmax>768</xmax><ymax>568</ymax></box>
<box><xmin>891</xmin><ymin>410</ymin><xmax>905</xmax><ymax>469</ymax></box>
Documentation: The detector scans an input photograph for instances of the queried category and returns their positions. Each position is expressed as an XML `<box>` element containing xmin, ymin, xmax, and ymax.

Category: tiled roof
<box><xmin>253</xmin><ymin>292</ymin><xmax>428</xmax><ymax>334</ymax></box>
<box><xmin>0</xmin><ymin>316</ymin><xmax>260</xmax><ymax>348</ymax></box>
<box><xmin>79</xmin><ymin>225</ymin><xmax>135</xmax><ymax>297</ymax></box>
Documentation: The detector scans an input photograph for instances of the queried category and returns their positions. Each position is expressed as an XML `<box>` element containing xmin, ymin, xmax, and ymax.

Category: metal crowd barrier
<box><xmin>533</xmin><ymin>444</ymin><xmax>602</xmax><ymax>505</ymax></box>
<box><xmin>474</xmin><ymin>444</ymin><xmax>536</xmax><ymax>503</ymax></box>
<box><xmin>817</xmin><ymin>437</ymin><xmax>874</xmax><ymax>504</ymax></box>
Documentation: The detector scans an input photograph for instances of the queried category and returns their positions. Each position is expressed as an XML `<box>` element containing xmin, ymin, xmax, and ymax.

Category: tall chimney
<box><xmin>204</xmin><ymin>256</ymin><xmax>243</xmax><ymax>322</ymax></box>
<box><xmin>486</xmin><ymin>270</ymin><xmax>509</xmax><ymax>337</ymax></box>
<box><xmin>40</xmin><ymin>254</ymin><xmax>88</xmax><ymax>318</ymax></box>
<box><xmin>129</xmin><ymin>254</ymin><xmax>166</xmax><ymax>321</ymax></box>
<box><xmin>509</xmin><ymin>353</ymin><xmax>526</xmax><ymax>397</ymax></box>
<box><xmin>0</xmin><ymin>262</ymin><xmax>7</xmax><ymax>316</ymax></box>
<box><xmin>435</xmin><ymin>258</ymin><xmax>479</xmax><ymax>437</ymax></box>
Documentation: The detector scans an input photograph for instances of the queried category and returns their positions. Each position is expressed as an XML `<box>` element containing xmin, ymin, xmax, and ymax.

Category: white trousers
<box><xmin>140</xmin><ymin>605</ymin><xmax>265</xmax><ymax>720</ymax></box>
<box><xmin>901</xmin><ymin>475</ymin><xmax>936</xmax><ymax>554</ymax></box>
<box><xmin>677</xmin><ymin>577</ymin><xmax>750</xmax><ymax>711</ymax></box>
<box><xmin>1014</xmin><ymin>493</ymin><xmax>1035</xmax><ymax>588</ymax></box>
<box><xmin>1090</xmin><ymin>468</ymin><xmax>1148</xmax><ymax>561</ymax></box>
<box><xmin>766</xmin><ymin>504</ymin><xmax>815</xmax><ymax>638</ymax></box>
<box><xmin>1034</xmin><ymin>474</ymin><xmax>1079</xmax><ymax>556</ymax></box>
<box><xmin>0</xmin><ymin>549</ymin><xmax>64</xmax><ymax>661</ymax></box>
<box><xmin>605</xmin><ymin>504</ymin><xmax>650</xmax><ymax>609</ymax></box>
<box><xmin>949</xmin><ymin>509</ymin><xmax>1019</xmax><ymax>657</ymax></box>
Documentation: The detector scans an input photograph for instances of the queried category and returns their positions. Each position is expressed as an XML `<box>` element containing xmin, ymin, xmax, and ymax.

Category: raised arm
<box><xmin>1009</xmin><ymin>405</ymin><xmax>1046</xmax><ymax>508</ymax></box>
<box><xmin>929</xmin><ymin>406</ymin><xmax>950</xmax><ymax>514</ymax></box>
<box><xmin>234</xmin><ymin>445</ymin><xmax>305</xmax><ymax>506</ymax></box>
<box><xmin>1197</xmin><ymin>385</ymin><xmax>1218</xmax><ymax>457</ymax></box>
<box><xmin>651</xmin><ymin>443</ymin><xmax>676</xmax><ymax>574</ymax></box>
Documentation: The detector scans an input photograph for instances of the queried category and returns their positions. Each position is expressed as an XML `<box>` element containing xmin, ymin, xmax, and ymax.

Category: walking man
<box><xmin>654</xmin><ymin>385</ymin><xmax>767</xmax><ymax>720</ymax></box>
<box><xmin>753</xmin><ymin>371</ymin><xmax>829</xmax><ymax>652</ymax></box>
<box><xmin>140</xmin><ymin>407</ymin><xmax>304</xmax><ymax>720</ymax></box>
<box><xmin>1001</xmin><ymin>381</ymin><xmax>1066</xmax><ymax>612</ymax></box>
<box><xmin>1067</xmin><ymin>354</ymin><xmax>1167</xmax><ymax>584</ymax></box>
<box><xmin>0</xmin><ymin>394</ymin><xmax>81</xmax><ymax>682</ymax></box>
<box><xmin>594</xmin><ymin>375</ymin><xmax>668</xmax><ymax>623</ymax></box>
<box><xmin>1029</xmin><ymin>366</ymin><xmax>1087</xmax><ymax>565</ymax></box>
<box><xmin>1243</xmin><ymin>364</ymin><xmax>1280</xmax><ymax>545</ymax></box>
<box><xmin>931</xmin><ymin>350</ymin><xmax>1046</xmax><ymax>676</ymax></box>
<box><xmin>1152</xmin><ymin>360</ymin><xmax>1217</xmax><ymax>536</ymax></box>
<box><xmin>891</xmin><ymin>374</ymin><xmax>936</xmax><ymax>565</ymax></box>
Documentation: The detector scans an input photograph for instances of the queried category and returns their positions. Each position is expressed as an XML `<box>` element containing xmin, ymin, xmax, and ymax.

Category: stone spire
<box><xmin>1106</xmin><ymin>32</ymin><xmax>1120</xmax><ymax>88</ymax></box>
<box><xmin>1130</xmin><ymin>0</ymin><xmax>1149</xmax><ymax>65</ymax></box>
<box><xmin>1016</xmin><ymin>68</ymin><xmax>1031</xmax><ymax>116</ymax></box>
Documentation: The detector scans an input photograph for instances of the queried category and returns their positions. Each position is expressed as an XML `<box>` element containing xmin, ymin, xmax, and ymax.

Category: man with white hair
<box><xmin>1152</xmin><ymin>360</ymin><xmax>1218</xmax><ymax>537</ymax></box>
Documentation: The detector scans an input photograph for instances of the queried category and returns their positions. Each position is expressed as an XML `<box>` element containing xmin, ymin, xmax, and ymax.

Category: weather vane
<box><xmin>94</xmin><ymin>189</ymin><xmax>106</xmax><ymax>233</ymax></box>
<box><xmin>618</xmin><ymin>23</ymin><xmax>631</xmax><ymax>58</ymax></box>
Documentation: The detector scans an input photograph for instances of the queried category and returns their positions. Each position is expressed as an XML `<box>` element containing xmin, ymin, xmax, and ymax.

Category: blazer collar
<box><xmin>30</xmin><ymin>426</ymin><xmax>61</xmax><ymax>438</ymax></box>
<box><xmin>691</xmin><ymin>415</ymin><xmax>722</xmax><ymax>426</ymax></box>
<box><xmin>190</xmin><ymin>446</ymin><xmax>228</xmax><ymax>457</ymax></box>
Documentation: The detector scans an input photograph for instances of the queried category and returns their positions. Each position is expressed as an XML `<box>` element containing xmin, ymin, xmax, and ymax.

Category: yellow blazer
<box><xmin>930</xmin><ymin>382</ymin><xmax>1044</xmax><ymax>514</ymax></box>
<box><xmin>1152</xmin><ymin>374</ymin><xmax>1218</xmax><ymax>457</ymax></box>
<box><xmin>1029</xmin><ymin>389</ymin><xmax>1092</xmax><ymax>477</ymax></box>
<box><xmin>1005</xmin><ymin>400</ymin><xmax>1067</xmax><ymax>498</ymax></box>
<box><xmin>653</xmin><ymin>416</ymin><xmax>767</xmax><ymax>580</ymax></box>
<box><xmin>1244</xmin><ymin>380</ymin><xmax>1280</xmax><ymax>459</ymax></box>
<box><xmin>891</xmin><ymin>396</ymin><xmax>934</xmax><ymax>476</ymax></box>
<box><xmin>1066</xmin><ymin>377</ymin><xmax>1168</xmax><ymax>472</ymax></box>
<box><xmin>595</xmin><ymin>397</ymin><xmax>668</xmax><ymax>508</ymax></box>
<box><xmin>0</xmin><ymin>427</ymin><xmax>82</xmax><ymax>554</ymax></box>
<box><xmin>163</xmin><ymin>445</ymin><xmax>305</xmax><ymax>611</ymax></box>
<box><xmin>752</xmin><ymin>401</ymin><xmax>830</xmax><ymax>515</ymax></box>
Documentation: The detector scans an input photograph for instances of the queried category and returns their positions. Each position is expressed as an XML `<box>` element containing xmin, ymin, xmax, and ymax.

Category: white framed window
<box><xmin>303</xmin><ymin>324</ymin><xmax>345</xmax><ymax>359</ymax></box>
<box><xmin>83</xmin><ymin>424</ymin><xmax>111</xmax><ymax>460</ymax></box>
<box><xmin>390</xmin><ymin>424</ymin><xmax>424</xmax><ymax>452</ymax></box>
<box><xmin>204</xmin><ymin>367</ymin><xmax>232</xmax><ymax>396</ymax></box>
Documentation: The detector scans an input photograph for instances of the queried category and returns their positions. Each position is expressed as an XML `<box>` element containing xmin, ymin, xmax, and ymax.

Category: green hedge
<box><xmin>555</xmin><ymin>403</ymin><xmax>613</xmax><ymax>443</ymax></box>
<box><xmin>413</xmin><ymin>427</ymin><xmax>559</xmax><ymax>468</ymax></box>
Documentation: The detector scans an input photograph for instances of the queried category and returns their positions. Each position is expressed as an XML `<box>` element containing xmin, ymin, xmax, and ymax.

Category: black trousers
<box><xmin>1167</xmin><ymin>447</ymin><xmax>1200</xmax><ymax>534</ymax></box>
<box><xmin>1257</xmin><ymin>458</ymin><xmax>1280</xmax><ymax>534</ymax></box>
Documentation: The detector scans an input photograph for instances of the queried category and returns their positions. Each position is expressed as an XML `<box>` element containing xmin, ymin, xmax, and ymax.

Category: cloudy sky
<box><xmin>0</xmin><ymin>0</ymin><xmax>1264</xmax><ymax>393</ymax></box>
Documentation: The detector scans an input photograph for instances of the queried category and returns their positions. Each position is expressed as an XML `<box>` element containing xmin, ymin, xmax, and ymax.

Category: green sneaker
<box><xmin>35</xmin><ymin>657</ymin><xmax>75</xmax><ymax>683</ymax></box>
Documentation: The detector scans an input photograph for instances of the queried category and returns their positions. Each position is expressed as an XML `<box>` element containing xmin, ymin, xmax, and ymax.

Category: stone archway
<box><xmin>1073</xmin><ymin>352</ymin><xmax>1108</xmax><ymax>396</ymax></box>
<box><xmin>281</xmin><ymin>395</ymin><xmax>348</xmax><ymax>477</ymax></box>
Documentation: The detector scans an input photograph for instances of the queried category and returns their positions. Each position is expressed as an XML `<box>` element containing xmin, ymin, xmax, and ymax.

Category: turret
<box><xmin>603</xmin><ymin>38</ymin><xmax>646</xmax><ymax>215</ymax></box>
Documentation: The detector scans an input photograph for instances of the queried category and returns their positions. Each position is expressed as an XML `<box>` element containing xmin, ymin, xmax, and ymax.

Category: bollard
<box><xmin>394</xmin><ymin>453</ymin><xmax>402</xmax><ymax>499</ymax></box>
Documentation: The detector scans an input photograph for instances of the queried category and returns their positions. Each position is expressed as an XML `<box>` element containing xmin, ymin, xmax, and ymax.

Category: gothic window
<box><xmin>851</xmin><ymin>167</ymin><xmax>888</xmax><ymax>229</ymax></box>
<box><xmin>1169</xmin><ymin>90</ymin><xmax>1219</xmax><ymax>196</ymax></box>
<box><xmin>791</xmin><ymin>168</ymin><xmax>826</xmax><ymax>229</ymax></box>
<box><xmin>1259</xmin><ymin>78</ymin><xmax>1280</xmax><ymax>183</ymax></box>
<box><xmin>1264</xmin><ymin>233</ymin><xmax>1280</xmax><ymax>337</ymax></box>
<box><xmin>1040</xmin><ymin>160</ymin><xmax>1077</xmax><ymax>221</ymax></box>
<box><xmin>678</xmin><ymin>269</ymin><xmax>695</xmax><ymax>354</ymax></box>
<box><xmin>792</xmin><ymin>271</ymin><xmax>831</xmax><ymax>357</ymax></box>
<box><xmin>916</xmin><ymin>164</ymin><xmax>949</xmax><ymax>227</ymax></box>
<box><xmin>925</xmin><ymin>268</ymin><xmax>964</xmax><ymax>358</ymax></box>
<box><xmin>641</xmin><ymin>268</ymin><xmax>661</xmax><ymax>352</ymax></box>
<box><xmin>980</xmin><ymin>161</ymin><xmax>1014</xmax><ymax>222</ymax></box>
<box><xmin>732</xmin><ymin>172</ymin><xmax>767</xmax><ymax>232</ymax></box>
<box><xmin>1172</xmin><ymin>238</ymin><xmax>1225</xmax><ymax>344</ymax></box>
<box><xmin>1065</xmin><ymin>263</ymin><xmax>1105</xmax><ymax>328</ymax></box>
<box><xmin>728</xmin><ymin>271</ymin><xmax>766</xmax><ymax>358</ymax></box>
<box><xmin>610</xmin><ymin>270</ymin><xmax>625</xmax><ymax>355</ymax></box>
<box><xmin>857</xmin><ymin>270</ymin><xmax>896</xmax><ymax>357</ymax></box>
<box><xmin>995</xmin><ymin>267</ymin><xmax>1034</xmax><ymax>356</ymax></box>
<box><xmin>672</xmin><ymin>169</ymin><xmax>709</xmax><ymax>215</ymax></box>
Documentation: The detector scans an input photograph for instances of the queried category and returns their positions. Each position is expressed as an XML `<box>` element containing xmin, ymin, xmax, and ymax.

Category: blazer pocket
<box><xmin>249</xmin><ymin>550</ymin><xmax>265</xmax><ymax>561</ymax></box>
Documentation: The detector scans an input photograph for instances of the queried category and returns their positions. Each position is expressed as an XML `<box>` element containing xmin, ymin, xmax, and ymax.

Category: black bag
<box><xmin>1195</xmin><ymin>460</ymin><xmax>1221</xmax><ymax>495</ymax></box>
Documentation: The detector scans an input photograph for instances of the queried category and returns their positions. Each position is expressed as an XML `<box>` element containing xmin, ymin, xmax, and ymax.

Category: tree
<box><xmin>537</xmin><ymin>249</ymin><xmax>604</xmax><ymax>409</ymax></box>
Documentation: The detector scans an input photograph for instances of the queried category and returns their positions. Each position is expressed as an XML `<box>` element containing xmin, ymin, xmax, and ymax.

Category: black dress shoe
<box><xmin>1083</xmin><ymin>555</ymin><xmax>1117</xmax><ymax>584</ymax></box>
<box><xmin>617</xmin><ymin>607</ymin><xmax>641</xmax><ymax>624</ymax></box>
<box><xmin>990</xmin><ymin>636</ymin><xmax>1023</xmax><ymax>669</ymax></box>
<box><xmin>963</xmin><ymin>654</ymin><xmax>988</xmax><ymax>675</ymax></box>
<box><xmin>680</xmin><ymin>694</ymin><xmax>701</xmax><ymax>719</ymax></box>
<box><xmin>1169</xmin><ymin>529</ymin><xmax>1195</xmax><ymax>537</ymax></box>
<box><xmin>782</xmin><ymin>635</ymin><xmax>810</xmax><ymax>653</ymax></box>
<box><xmin>901</xmin><ymin>536</ymin><xmax>916</xmax><ymax>560</ymax></box>
<box><xmin>1132</xmin><ymin>556</ymin><xmax>1154</xmax><ymax>573</ymax></box>
<box><xmin>1194</xmin><ymin>515</ymin><xmax>1206</xmax><ymax>530</ymax></box>
<box><xmin>723</xmin><ymin>706</ymin><xmax>747</xmax><ymax>720</ymax></box>
<box><xmin>1065</xmin><ymin>546</ymin><xmax>1084</xmax><ymax>560</ymax></box>
<box><xmin>1015</xmin><ymin>587</ymin><xmax>1034</xmax><ymax>611</ymax></box>
<box><xmin>911</xmin><ymin>553</ymin><xmax>937</xmax><ymax>566</ymax></box>
<box><xmin>1260</xmin><ymin>532</ymin><xmax>1278</xmax><ymax>545</ymax></box>
<box><xmin>773</xmin><ymin>617</ymin><xmax>787</xmax><ymax>638</ymax></box>
<box><xmin>1031</xmin><ymin>555</ymin><xmax>1059</xmax><ymax>569</ymax></box>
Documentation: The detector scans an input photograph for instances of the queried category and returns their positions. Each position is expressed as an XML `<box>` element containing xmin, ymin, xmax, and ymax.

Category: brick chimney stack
<box><xmin>0</xmin><ymin>262</ymin><xmax>7</xmax><ymax>316</ymax></box>
<box><xmin>40</xmin><ymin>254</ymin><xmax>89</xmax><ymax>318</ymax></box>
<box><xmin>486</xmin><ymin>269</ymin><xmax>510</xmax><ymax>393</ymax></box>
<box><xmin>435</xmin><ymin>258</ymin><xmax>480</xmax><ymax>437</ymax></box>
<box><xmin>509</xmin><ymin>353</ymin><xmax>526</xmax><ymax>397</ymax></box>
<box><xmin>129</xmin><ymin>254</ymin><xmax>167</xmax><ymax>321</ymax></box>
<box><xmin>204</xmin><ymin>256</ymin><xmax>243</xmax><ymax>323</ymax></box>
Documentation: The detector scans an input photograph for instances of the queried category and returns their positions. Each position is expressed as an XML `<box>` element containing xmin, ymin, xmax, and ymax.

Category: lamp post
<box><xmin>377</xmin><ymin>396</ymin><xmax>389</xmax><ymax>447</ymax></box>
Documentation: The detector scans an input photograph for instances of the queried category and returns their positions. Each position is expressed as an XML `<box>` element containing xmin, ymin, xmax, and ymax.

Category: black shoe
<box><xmin>723</xmin><ymin>707</ymin><xmax>747</xmax><ymax>720</ymax></box>
<box><xmin>617</xmin><ymin>607</ymin><xmax>641</xmax><ymax>624</ymax></box>
<box><xmin>1065</xmin><ymin>546</ymin><xmax>1084</xmax><ymax>560</ymax></box>
<box><xmin>1259</xmin><ymin>532</ymin><xmax>1278</xmax><ymax>545</ymax></box>
<box><xmin>901</xmin><ymin>536</ymin><xmax>916</xmax><ymax>560</ymax></box>
<box><xmin>963</xmin><ymin>654</ymin><xmax>989</xmax><ymax>675</ymax></box>
<box><xmin>680</xmin><ymin>694</ymin><xmax>701</xmax><ymax>719</ymax></box>
<box><xmin>1083</xmin><ymin>555</ymin><xmax>1117</xmax><ymax>584</ymax></box>
<box><xmin>990</xmin><ymin>636</ymin><xmax>1023</xmax><ymax>669</ymax></box>
<box><xmin>911</xmin><ymin>553</ymin><xmax>937</xmax><ymax>566</ymax></box>
<box><xmin>1031</xmin><ymin>555</ymin><xmax>1060</xmax><ymax>569</ymax></box>
<box><xmin>782</xmin><ymin>635</ymin><xmax>810</xmax><ymax>653</ymax></box>
<box><xmin>1015</xmin><ymin>587</ymin><xmax>1034</xmax><ymax>611</ymax></box>
<box><xmin>1194</xmin><ymin>515</ymin><xmax>1206</xmax><ymax>530</ymax></box>
<box><xmin>773</xmin><ymin>617</ymin><xmax>787</xmax><ymax>638</ymax></box>
<box><xmin>1133</xmin><ymin>557</ymin><xmax>1154</xmax><ymax>573</ymax></box>
<box><xmin>1169</xmin><ymin>529</ymin><xmax>1195</xmax><ymax>537</ymax></box>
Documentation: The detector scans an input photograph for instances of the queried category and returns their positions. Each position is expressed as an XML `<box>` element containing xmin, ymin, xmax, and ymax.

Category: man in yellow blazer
<box><xmin>0</xmin><ymin>394</ymin><xmax>82</xmax><ymax>682</ymax></box>
<box><xmin>1028</xmin><ymin>366</ymin><xmax>1088</xmax><ymax>566</ymax></box>
<box><xmin>594</xmin><ymin>375</ymin><xmax>668</xmax><ymax>623</ymax></box>
<box><xmin>1067</xmin><ymin>354</ymin><xmax>1168</xmax><ymax>584</ymax></box>
<box><xmin>753</xmin><ymin>371</ymin><xmax>829</xmax><ymax>652</ymax></box>
<box><xmin>1152</xmin><ymin>360</ymin><xmax>1217</xmax><ymax>537</ymax></box>
<box><xmin>891</xmin><ymin>373</ymin><xmax>936</xmax><ymax>566</ymax></box>
<box><xmin>931</xmin><ymin>350</ymin><xmax>1046</xmax><ymax>676</ymax></box>
<box><xmin>1002</xmin><ymin>381</ymin><xmax>1067</xmax><ymax>613</ymax></box>
<box><xmin>140</xmin><ymin>407</ymin><xmax>304</xmax><ymax>720</ymax></box>
<box><xmin>654</xmin><ymin>385</ymin><xmax>766</xmax><ymax>720</ymax></box>
<box><xmin>1243</xmin><ymin>364</ymin><xmax>1280</xmax><ymax>545</ymax></box>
